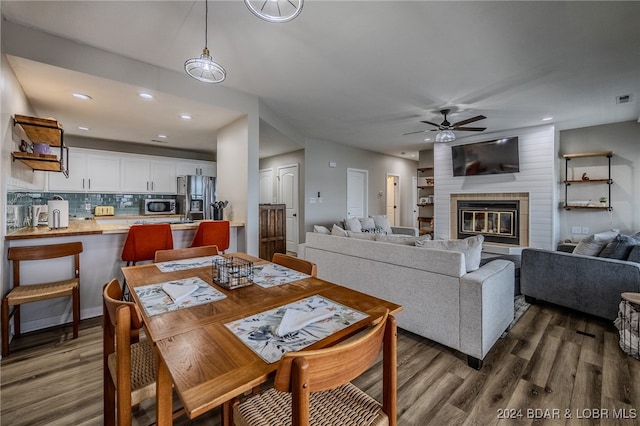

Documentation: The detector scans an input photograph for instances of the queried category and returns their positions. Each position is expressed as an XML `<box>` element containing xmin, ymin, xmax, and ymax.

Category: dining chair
<box><xmin>233</xmin><ymin>310</ymin><xmax>397</xmax><ymax>426</ymax></box>
<box><xmin>190</xmin><ymin>220</ymin><xmax>230</xmax><ymax>253</ymax></box>
<box><xmin>2</xmin><ymin>241</ymin><xmax>83</xmax><ymax>357</ymax></box>
<box><xmin>272</xmin><ymin>253</ymin><xmax>317</xmax><ymax>277</ymax></box>
<box><xmin>154</xmin><ymin>245</ymin><xmax>219</xmax><ymax>263</ymax></box>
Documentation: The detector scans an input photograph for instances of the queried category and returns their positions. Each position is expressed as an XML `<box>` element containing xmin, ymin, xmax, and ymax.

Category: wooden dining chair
<box><xmin>272</xmin><ymin>253</ymin><xmax>317</xmax><ymax>277</ymax></box>
<box><xmin>154</xmin><ymin>245</ymin><xmax>219</xmax><ymax>262</ymax></box>
<box><xmin>233</xmin><ymin>311</ymin><xmax>397</xmax><ymax>426</ymax></box>
<box><xmin>190</xmin><ymin>220</ymin><xmax>230</xmax><ymax>253</ymax></box>
<box><xmin>2</xmin><ymin>241</ymin><xmax>83</xmax><ymax>357</ymax></box>
<box><xmin>102</xmin><ymin>278</ymin><xmax>156</xmax><ymax>426</ymax></box>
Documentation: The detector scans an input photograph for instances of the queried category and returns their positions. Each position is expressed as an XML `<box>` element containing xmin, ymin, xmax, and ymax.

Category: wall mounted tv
<box><xmin>451</xmin><ymin>136</ymin><xmax>519</xmax><ymax>177</ymax></box>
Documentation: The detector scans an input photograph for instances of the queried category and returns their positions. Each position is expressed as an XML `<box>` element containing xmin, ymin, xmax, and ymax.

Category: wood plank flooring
<box><xmin>1</xmin><ymin>302</ymin><xmax>639</xmax><ymax>425</ymax></box>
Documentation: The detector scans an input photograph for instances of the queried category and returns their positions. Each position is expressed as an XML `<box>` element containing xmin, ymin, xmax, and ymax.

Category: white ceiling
<box><xmin>2</xmin><ymin>1</ymin><xmax>639</xmax><ymax>158</ymax></box>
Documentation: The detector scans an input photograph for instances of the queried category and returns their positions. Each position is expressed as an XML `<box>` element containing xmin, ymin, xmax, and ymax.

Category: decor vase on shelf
<box><xmin>599</xmin><ymin>197</ymin><xmax>607</xmax><ymax>207</ymax></box>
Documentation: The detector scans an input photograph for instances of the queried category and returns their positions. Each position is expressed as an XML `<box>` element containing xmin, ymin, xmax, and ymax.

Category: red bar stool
<box><xmin>190</xmin><ymin>220</ymin><xmax>230</xmax><ymax>253</ymax></box>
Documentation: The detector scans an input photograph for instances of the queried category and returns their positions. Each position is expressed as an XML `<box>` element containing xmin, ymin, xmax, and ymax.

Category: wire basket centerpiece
<box><xmin>212</xmin><ymin>256</ymin><xmax>254</xmax><ymax>289</ymax></box>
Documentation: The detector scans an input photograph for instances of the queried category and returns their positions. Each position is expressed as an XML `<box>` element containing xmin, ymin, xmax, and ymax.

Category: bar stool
<box><xmin>2</xmin><ymin>242</ymin><xmax>83</xmax><ymax>357</ymax></box>
<box><xmin>190</xmin><ymin>220</ymin><xmax>230</xmax><ymax>253</ymax></box>
<box><xmin>121</xmin><ymin>223</ymin><xmax>174</xmax><ymax>296</ymax></box>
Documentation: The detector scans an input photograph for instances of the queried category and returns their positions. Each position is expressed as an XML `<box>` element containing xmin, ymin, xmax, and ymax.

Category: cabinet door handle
<box><xmin>88</xmin><ymin>178</ymin><xmax>91</xmax><ymax>190</ymax></box>
<box><xmin>151</xmin><ymin>181</ymin><xmax>155</xmax><ymax>191</ymax></box>
<box><xmin>82</xmin><ymin>178</ymin><xmax>85</xmax><ymax>189</ymax></box>
<box><xmin>146</xmin><ymin>182</ymin><xmax>149</xmax><ymax>191</ymax></box>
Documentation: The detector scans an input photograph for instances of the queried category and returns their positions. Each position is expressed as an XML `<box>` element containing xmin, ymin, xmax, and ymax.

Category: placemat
<box><xmin>225</xmin><ymin>295</ymin><xmax>368</xmax><ymax>363</ymax></box>
<box><xmin>134</xmin><ymin>276</ymin><xmax>227</xmax><ymax>317</ymax></box>
<box><xmin>155</xmin><ymin>255</ymin><xmax>224</xmax><ymax>273</ymax></box>
<box><xmin>251</xmin><ymin>263</ymin><xmax>310</xmax><ymax>288</ymax></box>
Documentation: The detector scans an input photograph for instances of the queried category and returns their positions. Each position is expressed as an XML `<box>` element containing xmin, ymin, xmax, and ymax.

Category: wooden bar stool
<box><xmin>190</xmin><ymin>220</ymin><xmax>230</xmax><ymax>253</ymax></box>
<box><xmin>2</xmin><ymin>241</ymin><xmax>83</xmax><ymax>357</ymax></box>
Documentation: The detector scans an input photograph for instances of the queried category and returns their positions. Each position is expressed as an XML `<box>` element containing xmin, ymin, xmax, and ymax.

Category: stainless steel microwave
<box><xmin>143</xmin><ymin>199</ymin><xmax>176</xmax><ymax>215</ymax></box>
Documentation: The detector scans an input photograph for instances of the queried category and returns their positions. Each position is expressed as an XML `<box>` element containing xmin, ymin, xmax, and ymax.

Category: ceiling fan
<box><xmin>404</xmin><ymin>109</ymin><xmax>487</xmax><ymax>142</ymax></box>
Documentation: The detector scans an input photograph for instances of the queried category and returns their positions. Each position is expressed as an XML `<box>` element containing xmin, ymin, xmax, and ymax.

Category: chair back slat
<box><xmin>103</xmin><ymin>279</ymin><xmax>144</xmax><ymax>330</ymax></box>
<box><xmin>274</xmin><ymin>310</ymin><xmax>388</xmax><ymax>393</ymax></box>
<box><xmin>8</xmin><ymin>241</ymin><xmax>83</xmax><ymax>261</ymax></box>
<box><xmin>272</xmin><ymin>253</ymin><xmax>317</xmax><ymax>277</ymax></box>
<box><xmin>154</xmin><ymin>245</ymin><xmax>219</xmax><ymax>262</ymax></box>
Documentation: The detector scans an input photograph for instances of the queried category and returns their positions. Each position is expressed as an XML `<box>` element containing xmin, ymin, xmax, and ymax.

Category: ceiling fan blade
<box><xmin>453</xmin><ymin>126</ymin><xmax>487</xmax><ymax>132</ymax></box>
<box><xmin>451</xmin><ymin>115</ymin><xmax>486</xmax><ymax>127</ymax></box>
<box><xmin>402</xmin><ymin>130</ymin><xmax>427</xmax><ymax>136</ymax></box>
<box><xmin>420</xmin><ymin>120</ymin><xmax>442</xmax><ymax>128</ymax></box>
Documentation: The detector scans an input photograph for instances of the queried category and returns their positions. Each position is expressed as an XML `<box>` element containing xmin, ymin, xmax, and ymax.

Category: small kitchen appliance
<box><xmin>48</xmin><ymin>199</ymin><xmax>69</xmax><ymax>229</ymax></box>
<box><xmin>30</xmin><ymin>204</ymin><xmax>48</xmax><ymax>226</ymax></box>
<box><xmin>143</xmin><ymin>199</ymin><xmax>177</xmax><ymax>215</ymax></box>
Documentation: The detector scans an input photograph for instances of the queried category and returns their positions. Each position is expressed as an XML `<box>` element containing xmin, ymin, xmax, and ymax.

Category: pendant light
<box><xmin>435</xmin><ymin>130</ymin><xmax>456</xmax><ymax>143</ymax></box>
<box><xmin>245</xmin><ymin>0</ymin><xmax>303</xmax><ymax>23</ymax></box>
<box><xmin>184</xmin><ymin>0</ymin><xmax>226</xmax><ymax>83</ymax></box>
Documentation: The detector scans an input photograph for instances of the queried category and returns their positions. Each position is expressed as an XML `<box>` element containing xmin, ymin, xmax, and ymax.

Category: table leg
<box><xmin>222</xmin><ymin>399</ymin><xmax>235</xmax><ymax>426</ymax></box>
<box><xmin>157</xmin><ymin>355</ymin><xmax>173</xmax><ymax>426</ymax></box>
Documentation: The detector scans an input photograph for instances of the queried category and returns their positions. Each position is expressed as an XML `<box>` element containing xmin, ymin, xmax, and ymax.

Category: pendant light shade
<box><xmin>184</xmin><ymin>0</ymin><xmax>226</xmax><ymax>83</ymax></box>
<box><xmin>245</xmin><ymin>0</ymin><xmax>303</xmax><ymax>23</ymax></box>
<box><xmin>435</xmin><ymin>130</ymin><xmax>456</xmax><ymax>143</ymax></box>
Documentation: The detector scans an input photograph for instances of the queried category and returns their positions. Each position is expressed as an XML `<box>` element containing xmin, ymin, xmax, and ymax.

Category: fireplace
<box><xmin>457</xmin><ymin>200</ymin><xmax>520</xmax><ymax>245</ymax></box>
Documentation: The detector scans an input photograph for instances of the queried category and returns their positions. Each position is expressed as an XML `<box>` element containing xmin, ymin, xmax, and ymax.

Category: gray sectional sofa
<box><xmin>521</xmin><ymin>248</ymin><xmax>640</xmax><ymax>320</ymax></box>
<box><xmin>298</xmin><ymin>232</ymin><xmax>515</xmax><ymax>369</ymax></box>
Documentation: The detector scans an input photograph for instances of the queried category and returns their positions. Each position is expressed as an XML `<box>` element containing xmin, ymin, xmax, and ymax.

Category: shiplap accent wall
<box><xmin>434</xmin><ymin>125</ymin><xmax>557</xmax><ymax>250</ymax></box>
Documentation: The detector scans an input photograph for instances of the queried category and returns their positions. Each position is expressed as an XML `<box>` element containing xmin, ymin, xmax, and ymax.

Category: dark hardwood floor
<box><xmin>1</xmin><ymin>302</ymin><xmax>639</xmax><ymax>425</ymax></box>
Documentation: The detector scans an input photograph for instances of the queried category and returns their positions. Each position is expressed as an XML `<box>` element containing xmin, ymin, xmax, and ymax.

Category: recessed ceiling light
<box><xmin>139</xmin><ymin>93</ymin><xmax>154</xmax><ymax>99</ymax></box>
<box><xmin>424</xmin><ymin>137</ymin><xmax>432</xmax><ymax>142</ymax></box>
<box><xmin>157</xmin><ymin>134</ymin><xmax>167</xmax><ymax>138</ymax></box>
<box><xmin>78</xmin><ymin>126</ymin><xmax>91</xmax><ymax>131</ymax></box>
<box><xmin>410</xmin><ymin>154</ymin><xmax>416</xmax><ymax>157</ymax></box>
<box><xmin>179</xmin><ymin>114</ymin><xmax>192</xmax><ymax>120</ymax></box>
<box><xmin>72</xmin><ymin>93</ymin><xmax>92</xmax><ymax>100</ymax></box>
<box><xmin>542</xmin><ymin>116</ymin><xmax>554</xmax><ymax>121</ymax></box>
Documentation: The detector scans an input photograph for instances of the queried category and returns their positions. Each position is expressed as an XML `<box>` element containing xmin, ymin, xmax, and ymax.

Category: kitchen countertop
<box><xmin>5</xmin><ymin>217</ymin><xmax>245</xmax><ymax>240</ymax></box>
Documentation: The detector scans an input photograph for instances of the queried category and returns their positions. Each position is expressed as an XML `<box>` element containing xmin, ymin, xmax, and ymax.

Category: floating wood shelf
<box><xmin>564</xmin><ymin>206</ymin><xmax>613</xmax><ymax>211</ymax></box>
<box><xmin>12</xmin><ymin>115</ymin><xmax>68</xmax><ymax>176</ymax></box>
<box><xmin>562</xmin><ymin>151</ymin><xmax>612</xmax><ymax>159</ymax></box>
<box><xmin>564</xmin><ymin>179</ymin><xmax>613</xmax><ymax>184</ymax></box>
<box><xmin>11</xmin><ymin>152</ymin><xmax>63</xmax><ymax>172</ymax></box>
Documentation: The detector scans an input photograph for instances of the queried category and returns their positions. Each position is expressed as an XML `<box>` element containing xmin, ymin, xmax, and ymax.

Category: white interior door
<box><xmin>346</xmin><ymin>168</ymin><xmax>368</xmax><ymax>219</ymax></box>
<box><xmin>277</xmin><ymin>164</ymin><xmax>299</xmax><ymax>254</ymax></box>
<box><xmin>259</xmin><ymin>168</ymin><xmax>273</xmax><ymax>204</ymax></box>
<box><xmin>386</xmin><ymin>174</ymin><xmax>400</xmax><ymax>225</ymax></box>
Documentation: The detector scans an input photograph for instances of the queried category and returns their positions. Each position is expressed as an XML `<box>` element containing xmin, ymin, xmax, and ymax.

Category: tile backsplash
<box><xmin>6</xmin><ymin>191</ymin><xmax>176</xmax><ymax>231</ymax></box>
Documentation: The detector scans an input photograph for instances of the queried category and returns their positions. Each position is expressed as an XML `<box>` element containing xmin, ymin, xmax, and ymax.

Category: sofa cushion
<box><xmin>346</xmin><ymin>231</ymin><xmax>377</xmax><ymax>241</ymax></box>
<box><xmin>371</xmin><ymin>215</ymin><xmax>393</xmax><ymax>234</ymax></box>
<box><xmin>599</xmin><ymin>234</ymin><xmax>640</xmax><ymax>260</ymax></box>
<box><xmin>331</xmin><ymin>224</ymin><xmax>348</xmax><ymax>237</ymax></box>
<box><xmin>313</xmin><ymin>225</ymin><xmax>331</xmax><ymax>235</ymax></box>
<box><xmin>416</xmin><ymin>235</ymin><xmax>484</xmax><ymax>272</ymax></box>
<box><xmin>344</xmin><ymin>218</ymin><xmax>362</xmax><ymax>232</ymax></box>
<box><xmin>375</xmin><ymin>233</ymin><xmax>432</xmax><ymax>245</ymax></box>
<box><xmin>573</xmin><ymin>231</ymin><xmax>619</xmax><ymax>256</ymax></box>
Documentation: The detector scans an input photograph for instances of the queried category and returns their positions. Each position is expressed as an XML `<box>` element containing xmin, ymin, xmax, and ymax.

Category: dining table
<box><xmin>122</xmin><ymin>252</ymin><xmax>402</xmax><ymax>426</ymax></box>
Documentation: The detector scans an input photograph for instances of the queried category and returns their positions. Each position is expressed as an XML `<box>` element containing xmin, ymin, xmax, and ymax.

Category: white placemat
<box><xmin>155</xmin><ymin>255</ymin><xmax>224</xmax><ymax>273</ymax></box>
<box><xmin>134</xmin><ymin>276</ymin><xmax>226</xmax><ymax>317</ymax></box>
<box><xmin>251</xmin><ymin>263</ymin><xmax>310</xmax><ymax>288</ymax></box>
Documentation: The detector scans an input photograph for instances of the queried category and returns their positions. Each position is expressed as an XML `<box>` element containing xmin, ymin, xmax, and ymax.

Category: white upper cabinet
<box><xmin>48</xmin><ymin>148</ymin><xmax>120</xmax><ymax>192</ymax></box>
<box><xmin>176</xmin><ymin>160</ymin><xmax>216</xmax><ymax>177</ymax></box>
<box><xmin>121</xmin><ymin>156</ymin><xmax>177</xmax><ymax>194</ymax></box>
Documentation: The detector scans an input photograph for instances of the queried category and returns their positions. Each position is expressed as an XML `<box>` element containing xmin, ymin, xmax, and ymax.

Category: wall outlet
<box><xmin>582</xmin><ymin>227</ymin><xmax>589</xmax><ymax>234</ymax></box>
<box><xmin>571</xmin><ymin>226</ymin><xmax>581</xmax><ymax>234</ymax></box>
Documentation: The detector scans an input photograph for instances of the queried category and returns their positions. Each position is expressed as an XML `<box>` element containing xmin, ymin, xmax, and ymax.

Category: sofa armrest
<box><xmin>459</xmin><ymin>259</ymin><xmax>515</xmax><ymax>360</ymax></box>
<box><xmin>391</xmin><ymin>226</ymin><xmax>419</xmax><ymax>236</ymax></box>
<box><xmin>521</xmin><ymin>248</ymin><xmax>640</xmax><ymax>320</ymax></box>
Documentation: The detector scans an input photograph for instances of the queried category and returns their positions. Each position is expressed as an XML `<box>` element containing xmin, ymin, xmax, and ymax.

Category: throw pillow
<box><xmin>598</xmin><ymin>234</ymin><xmax>640</xmax><ymax>260</ymax></box>
<box><xmin>344</xmin><ymin>217</ymin><xmax>362</xmax><ymax>232</ymax></box>
<box><xmin>313</xmin><ymin>225</ymin><xmax>331</xmax><ymax>235</ymax></box>
<box><xmin>331</xmin><ymin>224</ymin><xmax>348</xmax><ymax>237</ymax></box>
<box><xmin>370</xmin><ymin>215</ymin><xmax>393</xmax><ymax>234</ymax></box>
<box><xmin>415</xmin><ymin>235</ymin><xmax>484</xmax><ymax>272</ymax></box>
<box><xmin>358</xmin><ymin>217</ymin><xmax>376</xmax><ymax>232</ymax></box>
<box><xmin>347</xmin><ymin>231</ymin><xmax>377</xmax><ymax>240</ymax></box>
<box><xmin>375</xmin><ymin>233</ymin><xmax>432</xmax><ymax>245</ymax></box>
<box><xmin>573</xmin><ymin>230</ymin><xmax>619</xmax><ymax>256</ymax></box>
<box><xmin>627</xmin><ymin>245</ymin><xmax>640</xmax><ymax>263</ymax></box>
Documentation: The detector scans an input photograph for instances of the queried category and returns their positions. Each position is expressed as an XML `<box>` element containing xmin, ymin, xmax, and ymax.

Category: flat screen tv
<box><xmin>451</xmin><ymin>136</ymin><xmax>519</xmax><ymax>177</ymax></box>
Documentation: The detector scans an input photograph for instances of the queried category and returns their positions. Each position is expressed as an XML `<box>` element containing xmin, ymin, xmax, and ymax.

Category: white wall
<box><xmin>434</xmin><ymin>125</ymin><xmax>557</xmax><ymax>250</ymax></box>
<box><xmin>559</xmin><ymin>121</ymin><xmax>640</xmax><ymax>239</ymax></box>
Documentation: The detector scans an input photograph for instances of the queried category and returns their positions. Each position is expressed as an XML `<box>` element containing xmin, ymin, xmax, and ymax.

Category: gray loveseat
<box><xmin>521</xmin><ymin>248</ymin><xmax>640</xmax><ymax>320</ymax></box>
<box><xmin>299</xmin><ymin>232</ymin><xmax>515</xmax><ymax>369</ymax></box>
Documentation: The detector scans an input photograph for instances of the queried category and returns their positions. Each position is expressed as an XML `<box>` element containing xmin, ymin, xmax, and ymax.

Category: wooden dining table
<box><xmin>122</xmin><ymin>253</ymin><xmax>402</xmax><ymax>425</ymax></box>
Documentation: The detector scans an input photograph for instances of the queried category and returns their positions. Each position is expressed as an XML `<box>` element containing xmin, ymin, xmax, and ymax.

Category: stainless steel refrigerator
<box><xmin>177</xmin><ymin>175</ymin><xmax>216</xmax><ymax>221</ymax></box>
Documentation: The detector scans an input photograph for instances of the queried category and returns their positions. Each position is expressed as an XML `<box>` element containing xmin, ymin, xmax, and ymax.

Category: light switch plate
<box><xmin>582</xmin><ymin>227</ymin><xmax>589</xmax><ymax>234</ymax></box>
<box><xmin>571</xmin><ymin>226</ymin><xmax>581</xmax><ymax>234</ymax></box>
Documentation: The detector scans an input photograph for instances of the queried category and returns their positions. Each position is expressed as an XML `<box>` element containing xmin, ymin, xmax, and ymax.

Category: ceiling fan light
<box><xmin>185</xmin><ymin>48</ymin><xmax>226</xmax><ymax>83</ymax></box>
<box><xmin>435</xmin><ymin>130</ymin><xmax>456</xmax><ymax>143</ymax></box>
<box><xmin>244</xmin><ymin>0</ymin><xmax>303</xmax><ymax>23</ymax></box>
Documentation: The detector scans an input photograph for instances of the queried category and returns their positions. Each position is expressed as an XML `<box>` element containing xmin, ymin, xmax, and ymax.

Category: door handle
<box><xmin>292</xmin><ymin>213</ymin><xmax>297</xmax><ymax>217</ymax></box>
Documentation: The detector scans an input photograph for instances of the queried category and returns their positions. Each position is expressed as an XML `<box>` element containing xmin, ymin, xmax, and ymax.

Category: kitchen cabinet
<box><xmin>48</xmin><ymin>148</ymin><xmax>120</xmax><ymax>192</ymax></box>
<box><xmin>176</xmin><ymin>160</ymin><xmax>216</xmax><ymax>177</ymax></box>
<box><xmin>121</xmin><ymin>157</ymin><xmax>177</xmax><ymax>194</ymax></box>
<box><xmin>562</xmin><ymin>151</ymin><xmax>613</xmax><ymax>211</ymax></box>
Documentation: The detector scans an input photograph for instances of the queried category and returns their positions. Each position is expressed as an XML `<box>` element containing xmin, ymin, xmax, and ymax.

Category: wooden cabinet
<box><xmin>176</xmin><ymin>160</ymin><xmax>216</xmax><ymax>177</ymax></box>
<box><xmin>259</xmin><ymin>204</ymin><xmax>286</xmax><ymax>261</ymax></box>
<box><xmin>416</xmin><ymin>167</ymin><xmax>434</xmax><ymax>235</ymax></box>
<box><xmin>562</xmin><ymin>151</ymin><xmax>613</xmax><ymax>211</ymax></box>
<box><xmin>48</xmin><ymin>148</ymin><xmax>120</xmax><ymax>192</ymax></box>
<box><xmin>121</xmin><ymin>156</ymin><xmax>177</xmax><ymax>194</ymax></box>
